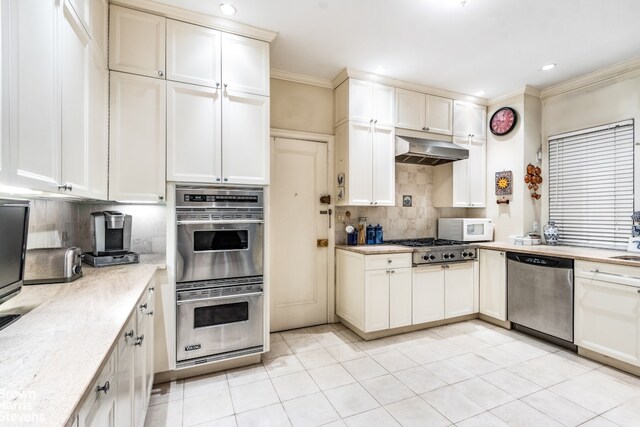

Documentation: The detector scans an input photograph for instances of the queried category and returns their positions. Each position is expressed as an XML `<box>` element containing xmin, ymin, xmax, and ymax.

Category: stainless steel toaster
<box><xmin>23</xmin><ymin>247</ymin><xmax>83</xmax><ymax>285</ymax></box>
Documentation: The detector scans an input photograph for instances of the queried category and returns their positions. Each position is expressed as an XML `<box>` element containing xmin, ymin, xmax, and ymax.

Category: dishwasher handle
<box><xmin>506</xmin><ymin>252</ymin><xmax>574</xmax><ymax>269</ymax></box>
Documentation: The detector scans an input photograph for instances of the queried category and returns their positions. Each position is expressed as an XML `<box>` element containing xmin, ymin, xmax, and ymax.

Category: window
<box><xmin>548</xmin><ymin>120</ymin><xmax>634</xmax><ymax>249</ymax></box>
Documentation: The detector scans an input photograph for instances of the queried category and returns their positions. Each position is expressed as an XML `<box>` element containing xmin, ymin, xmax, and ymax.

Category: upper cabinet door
<box><xmin>451</xmin><ymin>137</ymin><xmax>470</xmax><ymax>207</ymax></box>
<box><xmin>89</xmin><ymin>0</ymin><xmax>108</xmax><ymax>66</ymax></box>
<box><xmin>222</xmin><ymin>89</ymin><xmax>269</xmax><ymax>185</ymax></box>
<box><xmin>346</xmin><ymin>122</ymin><xmax>373</xmax><ymax>205</ymax></box>
<box><xmin>221</xmin><ymin>33</ymin><xmax>269</xmax><ymax>96</ymax></box>
<box><xmin>87</xmin><ymin>49</ymin><xmax>108</xmax><ymax>200</ymax></box>
<box><xmin>60</xmin><ymin>1</ymin><xmax>91</xmax><ymax>196</ymax></box>
<box><xmin>167</xmin><ymin>20</ymin><xmax>221</xmax><ymax>88</ymax></box>
<box><xmin>467</xmin><ymin>139</ymin><xmax>486</xmax><ymax>207</ymax></box>
<box><xmin>468</xmin><ymin>103</ymin><xmax>487</xmax><ymax>141</ymax></box>
<box><xmin>9</xmin><ymin>0</ymin><xmax>61</xmax><ymax>192</ymax></box>
<box><xmin>372</xmin><ymin>125</ymin><xmax>395</xmax><ymax>206</ymax></box>
<box><xmin>167</xmin><ymin>81</ymin><xmax>222</xmax><ymax>183</ymax></box>
<box><xmin>372</xmin><ymin>83</ymin><xmax>394</xmax><ymax>127</ymax></box>
<box><xmin>109</xmin><ymin>72</ymin><xmax>166</xmax><ymax>202</ymax></box>
<box><xmin>453</xmin><ymin>100</ymin><xmax>470</xmax><ymax>138</ymax></box>
<box><xmin>395</xmin><ymin>88</ymin><xmax>425</xmax><ymax>131</ymax></box>
<box><xmin>425</xmin><ymin>95</ymin><xmax>453</xmax><ymax>135</ymax></box>
<box><xmin>348</xmin><ymin>79</ymin><xmax>373</xmax><ymax>124</ymax></box>
<box><xmin>109</xmin><ymin>5</ymin><xmax>166</xmax><ymax>79</ymax></box>
<box><xmin>68</xmin><ymin>0</ymin><xmax>89</xmax><ymax>32</ymax></box>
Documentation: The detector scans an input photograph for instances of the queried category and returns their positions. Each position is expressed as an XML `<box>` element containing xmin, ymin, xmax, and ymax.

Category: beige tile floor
<box><xmin>146</xmin><ymin>320</ymin><xmax>640</xmax><ymax>427</ymax></box>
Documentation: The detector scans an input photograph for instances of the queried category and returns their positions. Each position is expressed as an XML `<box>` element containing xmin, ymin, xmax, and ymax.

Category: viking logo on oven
<box><xmin>185</xmin><ymin>344</ymin><xmax>202</xmax><ymax>352</ymax></box>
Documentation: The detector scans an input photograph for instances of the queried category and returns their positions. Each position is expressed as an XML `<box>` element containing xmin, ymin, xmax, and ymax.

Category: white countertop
<box><xmin>0</xmin><ymin>256</ymin><xmax>164</xmax><ymax>427</ymax></box>
<box><xmin>335</xmin><ymin>244</ymin><xmax>415</xmax><ymax>255</ymax></box>
<box><xmin>478</xmin><ymin>242</ymin><xmax>640</xmax><ymax>267</ymax></box>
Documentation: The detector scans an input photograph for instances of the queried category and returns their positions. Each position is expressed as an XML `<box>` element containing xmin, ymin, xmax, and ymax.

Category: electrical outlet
<box><xmin>532</xmin><ymin>221</ymin><xmax>539</xmax><ymax>232</ymax></box>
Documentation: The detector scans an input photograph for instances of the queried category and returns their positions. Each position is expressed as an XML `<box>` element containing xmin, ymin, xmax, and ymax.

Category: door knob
<box><xmin>320</xmin><ymin>195</ymin><xmax>331</xmax><ymax>204</ymax></box>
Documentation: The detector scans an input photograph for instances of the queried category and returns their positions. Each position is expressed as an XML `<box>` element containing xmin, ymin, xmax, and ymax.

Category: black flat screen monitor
<box><xmin>0</xmin><ymin>199</ymin><xmax>30</xmax><ymax>305</ymax></box>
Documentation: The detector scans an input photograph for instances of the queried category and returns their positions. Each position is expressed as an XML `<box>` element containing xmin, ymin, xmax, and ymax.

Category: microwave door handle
<box><xmin>176</xmin><ymin>291</ymin><xmax>264</xmax><ymax>305</ymax></box>
<box><xmin>177</xmin><ymin>219</ymin><xmax>264</xmax><ymax>226</ymax></box>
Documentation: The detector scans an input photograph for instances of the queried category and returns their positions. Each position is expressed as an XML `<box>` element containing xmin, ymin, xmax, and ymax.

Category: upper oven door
<box><xmin>176</xmin><ymin>220</ymin><xmax>264</xmax><ymax>283</ymax></box>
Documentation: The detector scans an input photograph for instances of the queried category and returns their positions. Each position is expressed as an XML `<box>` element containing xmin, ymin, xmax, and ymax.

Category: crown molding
<box><xmin>540</xmin><ymin>57</ymin><xmax>640</xmax><ymax>100</ymax></box>
<box><xmin>488</xmin><ymin>85</ymin><xmax>541</xmax><ymax>106</ymax></box>
<box><xmin>331</xmin><ymin>68</ymin><xmax>489</xmax><ymax>105</ymax></box>
<box><xmin>270</xmin><ymin>69</ymin><xmax>333</xmax><ymax>89</ymax></box>
<box><xmin>109</xmin><ymin>0</ymin><xmax>277</xmax><ymax>42</ymax></box>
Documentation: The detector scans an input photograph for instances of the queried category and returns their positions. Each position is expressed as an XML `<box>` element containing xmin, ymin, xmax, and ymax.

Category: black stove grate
<box><xmin>385</xmin><ymin>238</ymin><xmax>466</xmax><ymax>247</ymax></box>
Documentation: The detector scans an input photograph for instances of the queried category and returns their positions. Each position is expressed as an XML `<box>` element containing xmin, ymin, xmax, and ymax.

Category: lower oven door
<box><xmin>176</xmin><ymin>286</ymin><xmax>264</xmax><ymax>364</ymax></box>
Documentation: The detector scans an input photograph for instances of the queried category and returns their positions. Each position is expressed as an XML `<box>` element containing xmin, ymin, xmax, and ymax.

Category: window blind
<box><xmin>548</xmin><ymin>119</ymin><xmax>634</xmax><ymax>250</ymax></box>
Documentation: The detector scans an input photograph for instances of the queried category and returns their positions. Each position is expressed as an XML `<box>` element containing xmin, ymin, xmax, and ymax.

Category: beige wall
<box><xmin>541</xmin><ymin>74</ymin><xmax>640</xmax><ymax>225</ymax></box>
<box><xmin>270</xmin><ymin>78</ymin><xmax>334</xmax><ymax>135</ymax></box>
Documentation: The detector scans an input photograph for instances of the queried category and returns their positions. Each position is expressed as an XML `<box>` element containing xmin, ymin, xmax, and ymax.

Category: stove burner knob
<box><xmin>423</xmin><ymin>255</ymin><xmax>429</xmax><ymax>261</ymax></box>
<box><xmin>443</xmin><ymin>253</ymin><xmax>450</xmax><ymax>259</ymax></box>
<box><xmin>429</xmin><ymin>254</ymin><xmax>436</xmax><ymax>261</ymax></box>
<box><xmin>449</xmin><ymin>253</ymin><xmax>455</xmax><ymax>259</ymax></box>
<box><xmin>462</xmin><ymin>252</ymin><xmax>468</xmax><ymax>257</ymax></box>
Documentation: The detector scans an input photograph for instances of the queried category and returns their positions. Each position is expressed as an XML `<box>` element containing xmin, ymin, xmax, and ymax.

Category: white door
<box><xmin>10</xmin><ymin>0</ymin><xmax>61</xmax><ymax>192</ymax></box>
<box><xmin>372</xmin><ymin>83</ymin><xmax>395</xmax><ymax>126</ymax></box>
<box><xmin>468</xmin><ymin>103</ymin><xmax>487</xmax><ymax>140</ymax></box>
<box><xmin>412</xmin><ymin>265</ymin><xmax>445</xmax><ymax>324</ymax></box>
<box><xmin>270</xmin><ymin>138</ymin><xmax>329</xmax><ymax>331</ymax></box>
<box><xmin>109</xmin><ymin>72</ymin><xmax>166</xmax><ymax>202</ymax></box>
<box><xmin>372</xmin><ymin>125</ymin><xmax>395</xmax><ymax>206</ymax></box>
<box><xmin>167</xmin><ymin>81</ymin><xmax>221</xmax><ymax>183</ymax></box>
<box><xmin>347</xmin><ymin>122</ymin><xmax>373</xmax><ymax>205</ymax></box>
<box><xmin>453</xmin><ymin>100</ymin><xmax>470</xmax><ymax>138</ymax></box>
<box><xmin>222</xmin><ymin>90</ymin><xmax>269</xmax><ymax>185</ymax></box>
<box><xmin>166</xmin><ymin>20</ymin><xmax>221</xmax><ymax>87</ymax></box>
<box><xmin>60</xmin><ymin>1</ymin><xmax>90</xmax><ymax>195</ymax></box>
<box><xmin>364</xmin><ymin>269</ymin><xmax>390</xmax><ymax>332</ymax></box>
<box><xmin>348</xmin><ymin>79</ymin><xmax>373</xmax><ymax>123</ymax></box>
<box><xmin>86</xmin><ymin>49</ymin><xmax>109</xmax><ymax>200</ymax></box>
<box><xmin>468</xmin><ymin>139</ymin><xmax>486</xmax><ymax>207</ymax></box>
<box><xmin>116</xmin><ymin>319</ymin><xmax>134</xmax><ymax>427</ymax></box>
<box><xmin>109</xmin><ymin>5</ymin><xmax>165</xmax><ymax>79</ymax></box>
<box><xmin>426</xmin><ymin>95</ymin><xmax>453</xmax><ymax>135</ymax></box>
<box><xmin>444</xmin><ymin>263</ymin><xmax>475</xmax><ymax>318</ymax></box>
<box><xmin>389</xmin><ymin>268</ymin><xmax>412</xmax><ymax>328</ymax></box>
<box><xmin>395</xmin><ymin>89</ymin><xmax>425</xmax><ymax>130</ymax></box>
<box><xmin>133</xmin><ymin>310</ymin><xmax>147</xmax><ymax>427</ymax></box>
<box><xmin>452</xmin><ymin>137</ymin><xmax>470</xmax><ymax>207</ymax></box>
<box><xmin>89</xmin><ymin>0</ymin><xmax>108</xmax><ymax>65</ymax></box>
<box><xmin>479</xmin><ymin>250</ymin><xmax>506</xmax><ymax>320</ymax></box>
<box><xmin>221</xmin><ymin>32</ymin><xmax>269</xmax><ymax>96</ymax></box>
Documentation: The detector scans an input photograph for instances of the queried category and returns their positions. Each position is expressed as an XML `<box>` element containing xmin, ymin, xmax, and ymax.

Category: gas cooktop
<box><xmin>385</xmin><ymin>237</ymin><xmax>477</xmax><ymax>265</ymax></box>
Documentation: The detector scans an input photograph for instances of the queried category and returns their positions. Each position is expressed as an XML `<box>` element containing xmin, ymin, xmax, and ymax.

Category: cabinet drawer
<box><xmin>364</xmin><ymin>254</ymin><xmax>411</xmax><ymax>270</ymax></box>
<box><xmin>575</xmin><ymin>260</ymin><xmax>640</xmax><ymax>288</ymax></box>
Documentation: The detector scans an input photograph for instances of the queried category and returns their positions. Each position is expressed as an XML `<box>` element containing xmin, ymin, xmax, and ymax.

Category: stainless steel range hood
<box><xmin>395</xmin><ymin>129</ymin><xmax>469</xmax><ymax>166</ymax></box>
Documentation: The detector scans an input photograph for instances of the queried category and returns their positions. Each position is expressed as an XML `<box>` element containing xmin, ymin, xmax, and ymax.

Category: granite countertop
<box><xmin>336</xmin><ymin>244</ymin><xmax>414</xmax><ymax>255</ymax></box>
<box><xmin>478</xmin><ymin>242</ymin><xmax>640</xmax><ymax>267</ymax></box>
<box><xmin>0</xmin><ymin>255</ymin><xmax>165</xmax><ymax>427</ymax></box>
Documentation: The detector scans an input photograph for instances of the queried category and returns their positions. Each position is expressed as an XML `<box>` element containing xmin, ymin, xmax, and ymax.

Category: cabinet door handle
<box><xmin>135</xmin><ymin>335</ymin><xmax>145</xmax><ymax>346</ymax></box>
<box><xmin>158</xmin><ymin>70</ymin><xmax>164</xmax><ymax>77</ymax></box>
<box><xmin>158</xmin><ymin>195</ymin><xmax>164</xmax><ymax>201</ymax></box>
<box><xmin>390</xmin><ymin>270</ymin><xmax>395</xmax><ymax>273</ymax></box>
<box><xmin>97</xmin><ymin>381</ymin><xmax>110</xmax><ymax>395</ymax></box>
<box><xmin>216</xmin><ymin>82</ymin><xmax>220</xmax><ymax>89</ymax></box>
<box><xmin>124</xmin><ymin>330</ymin><xmax>134</xmax><ymax>340</ymax></box>
<box><xmin>589</xmin><ymin>269</ymin><xmax>640</xmax><ymax>281</ymax></box>
<box><xmin>148</xmin><ymin>287</ymin><xmax>155</xmax><ymax>293</ymax></box>
<box><xmin>139</xmin><ymin>303</ymin><xmax>147</xmax><ymax>311</ymax></box>
<box><xmin>387</xmin><ymin>259</ymin><xmax>392</xmax><ymax>264</ymax></box>
<box><xmin>147</xmin><ymin>310</ymin><xmax>154</xmax><ymax>316</ymax></box>
<box><xmin>224</xmin><ymin>178</ymin><xmax>229</xmax><ymax>182</ymax></box>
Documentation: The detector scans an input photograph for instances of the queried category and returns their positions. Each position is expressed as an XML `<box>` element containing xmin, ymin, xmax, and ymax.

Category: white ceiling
<box><xmin>155</xmin><ymin>0</ymin><xmax>640</xmax><ymax>99</ymax></box>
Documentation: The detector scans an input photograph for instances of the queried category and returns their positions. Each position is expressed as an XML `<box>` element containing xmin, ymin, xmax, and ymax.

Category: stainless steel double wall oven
<box><xmin>175</xmin><ymin>186</ymin><xmax>264</xmax><ymax>367</ymax></box>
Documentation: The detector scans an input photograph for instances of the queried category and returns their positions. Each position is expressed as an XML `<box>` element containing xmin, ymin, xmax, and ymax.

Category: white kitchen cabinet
<box><xmin>69</xmin><ymin>0</ymin><xmax>89</xmax><ymax>32</ymax></box>
<box><xmin>412</xmin><ymin>262</ymin><xmax>476</xmax><ymax>325</ymax></box>
<box><xmin>444</xmin><ymin>262</ymin><xmax>475</xmax><ymax>318</ymax></box>
<box><xmin>86</xmin><ymin>49</ymin><xmax>109</xmax><ymax>200</ymax></box>
<box><xmin>167</xmin><ymin>82</ymin><xmax>222</xmax><ymax>182</ymax></box>
<box><xmin>221</xmin><ymin>32</ymin><xmax>270</xmax><ymax>96</ymax></box>
<box><xmin>166</xmin><ymin>20</ymin><xmax>221</xmax><ymax>88</ymax></box>
<box><xmin>479</xmin><ymin>249</ymin><xmax>507</xmax><ymax>321</ymax></box>
<box><xmin>8</xmin><ymin>0</ymin><xmax>61</xmax><ymax>192</ymax></box>
<box><xmin>78</xmin><ymin>351</ymin><xmax>117</xmax><ymax>427</ymax></box>
<box><xmin>109</xmin><ymin>72</ymin><xmax>166</xmax><ymax>202</ymax></box>
<box><xmin>335</xmin><ymin>121</ymin><xmax>395</xmax><ymax>206</ymax></box>
<box><xmin>115</xmin><ymin>318</ymin><xmax>135</xmax><ymax>427</ymax></box>
<box><xmin>90</xmin><ymin>0</ymin><xmax>108</xmax><ymax>66</ymax></box>
<box><xmin>222</xmin><ymin>89</ymin><xmax>270</xmax><ymax>185</ymax></box>
<box><xmin>395</xmin><ymin>88</ymin><xmax>453</xmax><ymax>135</ymax></box>
<box><xmin>109</xmin><ymin>6</ymin><xmax>166</xmax><ymax>79</ymax></box>
<box><xmin>336</xmin><ymin>250</ymin><xmax>412</xmax><ymax>333</ymax></box>
<box><xmin>334</xmin><ymin>78</ymin><xmax>394</xmax><ymax>127</ymax></box>
<box><xmin>575</xmin><ymin>261</ymin><xmax>640</xmax><ymax>367</ymax></box>
<box><xmin>433</xmin><ymin>136</ymin><xmax>486</xmax><ymax>208</ymax></box>
<box><xmin>453</xmin><ymin>100</ymin><xmax>487</xmax><ymax>141</ymax></box>
<box><xmin>412</xmin><ymin>265</ymin><xmax>445</xmax><ymax>324</ymax></box>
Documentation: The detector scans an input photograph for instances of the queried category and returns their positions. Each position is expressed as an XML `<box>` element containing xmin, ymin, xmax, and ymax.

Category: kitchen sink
<box><xmin>609</xmin><ymin>255</ymin><xmax>640</xmax><ymax>262</ymax></box>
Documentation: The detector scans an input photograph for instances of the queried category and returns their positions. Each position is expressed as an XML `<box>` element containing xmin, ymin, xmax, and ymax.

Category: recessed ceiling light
<box><xmin>376</xmin><ymin>66</ymin><xmax>387</xmax><ymax>74</ymax></box>
<box><xmin>541</xmin><ymin>63</ymin><xmax>556</xmax><ymax>71</ymax></box>
<box><xmin>219</xmin><ymin>3</ymin><xmax>237</xmax><ymax>16</ymax></box>
<box><xmin>474</xmin><ymin>90</ymin><xmax>485</xmax><ymax>97</ymax></box>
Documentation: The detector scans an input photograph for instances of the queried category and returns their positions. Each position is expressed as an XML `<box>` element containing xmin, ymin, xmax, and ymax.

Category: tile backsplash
<box><xmin>334</xmin><ymin>163</ymin><xmax>470</xmax><ymax>244</ymax></box>
<box><xmin>26</xmin><ymin>199</ymin><xmax>166</xmax><ymax>257</ymax></box>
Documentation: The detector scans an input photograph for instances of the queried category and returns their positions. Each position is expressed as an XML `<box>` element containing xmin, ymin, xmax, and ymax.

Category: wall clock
<box><xmin>490</xmin><ymin>107</ymin><xmax>518</xmax><ymax>136</ymax></box>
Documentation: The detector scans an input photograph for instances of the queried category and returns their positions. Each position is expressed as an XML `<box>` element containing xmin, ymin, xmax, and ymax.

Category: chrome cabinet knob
<box><xmin>223</xmin><ymin>178</ymin><xmax>229</xmax><ymax>182</ymax></box>
<box><xmin>135</xmin><ymin>335</ymin><xmax>144</xmax><ymax>346</ymax></box>
<box><xmin>158</xmin><ymin>70</ymin><xmax>164</xmax><ymax>77</ymax></box>
<box><xmin>216</xmin><ymin>178</ymin><xmax>221</xmax><ymax>182</ymax></box>
<box><xmin>139</xmin><ymin>303</ymin><xmax>147</xmax><ymax>311</ymax></box>
<box><xmin>147</xmin><ymin>310</ymin><xmax>154</xmax><ymax>316</ymax></box>
<box><xmin>158</xmin><ymin>195</ymin><xmax>164</xmax><ymax>201</ymax></box>
<box><xmin>124</xmin><ymin>330</ymin><xmax>134</xmax><ymax>339</ymax></box>
<box><xmin>97</xmin><ymin>381</ymin><xmax>110</xmax><ymax>395</ymax></box>
<box><xmin>148</xmin><ymin>287</ymin><xmax>155</xmax><ymax>293</ymax></box>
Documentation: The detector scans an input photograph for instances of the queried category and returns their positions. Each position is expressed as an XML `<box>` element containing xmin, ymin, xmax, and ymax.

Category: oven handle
<box><xmin>177</xmin><ymin>291</ymin><xmax>264</xmax><ymax>305</ymax></box>
<box><xmin>176</xmin><ymin>219</ymin><xmax>264</xmax><ymax>226</ymax></box>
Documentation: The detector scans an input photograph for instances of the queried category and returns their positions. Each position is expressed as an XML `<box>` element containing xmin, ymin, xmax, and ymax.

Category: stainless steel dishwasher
<box><xmin>507</xmin><ymin>252</ymin><xmax>575</xmax><ymax>347</ymax></box>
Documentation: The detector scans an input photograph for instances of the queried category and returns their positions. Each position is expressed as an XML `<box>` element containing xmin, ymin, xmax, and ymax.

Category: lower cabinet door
<box><xmin>364</xmin><ymin>270</ymin><xmax>390</xmax><ymax>332</ymax></box>
<box><xmin>412</xmin><ymin>265</ymin><xmax>445</xmax><ymax>324</ymax></box>
<box><xmin>133</xmin><ymin>308</ymin><xmax>148</xmax><ymax>427</ymax></box>
<box><xmin>389</xmin><ymin>268</ymin><xmax>412</xmax><ymax>328</ymax></box>
<box><xmin>444</xmin><ymin>263</ymin><xmax>475</xmax><ymax>318</ymax></box>
<box><xmin>479</xmin><ymin>249</ymin><xmax>507</xmax><ymax>321</ymax></box>
<box><xmin>575</xmin><ymin>277</ymin><xmax>640</xmax><ymax>366</ymax></box>
<box><xmin>116</xmin><ymin>318</ymin><xmax>135</xmax><ymax>427</ymax></box>
<box><xmin>78</xmin><ymin>352</ymin><xmax>116</xmax><ymax>427</ymax></box>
